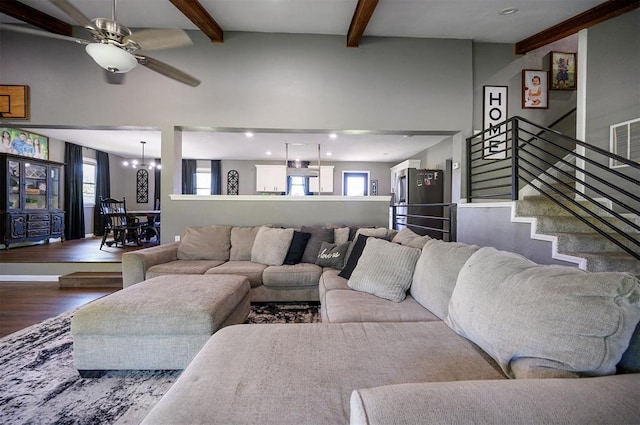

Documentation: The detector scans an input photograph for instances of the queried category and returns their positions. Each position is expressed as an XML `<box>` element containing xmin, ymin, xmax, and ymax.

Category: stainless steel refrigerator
<box><xmin>395</xmin><ymin>168</ymin><xmax>444</xmax><ymax>237</ymax></box>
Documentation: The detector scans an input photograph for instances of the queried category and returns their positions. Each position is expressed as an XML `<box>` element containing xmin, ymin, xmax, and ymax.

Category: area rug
<box><xmin>0</xmin><ymin>302</ymin><xmax>320</xmax><ymax>425</ymax></box>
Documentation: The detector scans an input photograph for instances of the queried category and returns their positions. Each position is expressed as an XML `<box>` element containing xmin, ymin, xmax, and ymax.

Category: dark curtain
<box><xmin>182</xmin><ymin>159</ymin><xmax>197</xmax><ymax>194</ymax></box>
<box><xmin>154</xmin><ymin>158</ymin><xmax>161</xmax><ymax>209</ymax></box>
<box><xmin>64</xmin><ymin>142</ymin><xmax>85</xmax><ymax>240</ymax></box>
<box><xmin>210</xmin><ymin>160</ymin><xmax>222</xmax><ymax>195</ymax></box>
<box><xmin>92</xmin><ymin>150</ymin><xmax>110</xmax><ymax>236</ymax></box>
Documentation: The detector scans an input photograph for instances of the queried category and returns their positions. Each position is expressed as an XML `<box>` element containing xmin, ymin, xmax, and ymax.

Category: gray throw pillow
<box><xmin>445</xmin><ymin>247</ymin><xmax>640</xmax><ymax>379</ymax></box>
<box><xmin>316</xmin><ymin>241</ymin><xmax>350</xmax><ymax>269</ymax></box>
<box><xmin>348</xmin><ymin>238</ymin><xmax>421</xmax><ymax>302</ymax></box>
<box><xmin>250</xmin><ymin>227</ymin><xmax>294</xmax><ymax>266</ymax></box>
<box><xmin>300</xmin><ymin>226</ymin><xmax>334</xmax><ymax>264</ymax></box>
<box><xmin>177</xmin><ymin>225</ymin><xmax>231</xmax><ymax>261</ymax></box>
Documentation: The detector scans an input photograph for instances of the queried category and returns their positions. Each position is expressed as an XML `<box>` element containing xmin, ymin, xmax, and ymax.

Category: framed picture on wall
<box><xmin>549</xmin><ymin>51</ymin><xmax>577</xmax><ymax>90</ymax></box>
<box><xmin>1</xmin><ymin>127</ymin><xmax>49</xmax><ymax>160</ymax></box>
<box><xmin>522</xmin><ymin>69</ymin><xmax>549</xmax><ymax>109</ymax></box>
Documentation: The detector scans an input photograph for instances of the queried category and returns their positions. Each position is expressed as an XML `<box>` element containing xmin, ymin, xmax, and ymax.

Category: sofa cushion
<box><xmin>140</xmin><ymin>322</ymin><xmax>505</xmax><ymax>425</ymax></box>
<box><xmin>338</xmin><ymin>234</ymin><xmax>369</xmax><ymax>279</ymax></box>
<box><xmin>445</xmin><ymin>247</ymin><xmax>640</xmax><ymax>379</ymax></box>
<box><xmin>411</xmin><ymin>239</ymin><xmax>480</xmax><ymax>319</ymax></box>
<box><xmin>177</xmin><ymin>225</ymin><xmax>231</xmax><ymax>261</ymax></box>
<box><xmin>283</xmin><ymin>231</ymin><xmax>312</xmax><ymax>265</ymax></box>
<box><xmin>618</xmin><ymin>322</ymin><xmax>640</xmax><ymax>373</ymax></box>
<box><xmin>316</xmin><ymin>241</ymin><xmax>349</xmax><ymax>269</ymax></box>
<box><xmin>230</xmin><ymin>226</ymin><xmax>261</xmax><ymax>261</ymax></box>
<box><xmin>334</xmin><ymin>227</ymin><xmax>350</xmax><ymax>245</ymax></box>
<box><xmin>146</xmin><ymin>259</ymin><xmax>225</xmax><ymax>279</ymax></box>
<box><xmin>319</xmin><ymin>269</ymin><xmax>350</xmax><ymax>304</ymax></box>
<box><xmin>391</xmin><ymin>228</ymin><xmax>432</xmax><ymax>249</ymax></box>
<box><xmin>324</xmin><ymin>290</ymin><xmax>440</xmax><ymax>323</ymax></box>
<box><xmin>262</xmin><ymin>263</ymin><xmax>323</xmax><ymax>287</ymax></box>
<box><xmin>300</xmin><ymin>226</ymin><xmax>334</xmax><ymax>264</ymax></box>
<box><xmin>205</xmin><ymin>260</ymin><xmax>267</xmax><ymax>287</ymax></box>
<box><xmin>348</xmin><ymin>238</ymin><xmax>421</xmax><ymax>302</ymax></box>
<box><xmin>251</xmin><ymin>227</ymin><xmax>294</xmax><ymax>266</ymax></box>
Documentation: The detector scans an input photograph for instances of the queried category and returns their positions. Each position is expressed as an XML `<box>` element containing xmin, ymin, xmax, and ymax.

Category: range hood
<box><xmin>286</xmin><ymin>167</ymin><xmax>319</xmax><ymax>177</ymax></box>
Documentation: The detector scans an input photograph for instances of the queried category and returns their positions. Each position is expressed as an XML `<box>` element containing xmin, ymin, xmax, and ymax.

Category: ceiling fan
<box><xmin>1</xmin><ymin>0</ymin><xmax>201</xmax><ymax>87</ymax></box>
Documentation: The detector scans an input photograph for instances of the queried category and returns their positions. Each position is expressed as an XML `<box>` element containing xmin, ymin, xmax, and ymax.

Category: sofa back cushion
<box><xmin>300</xmin><ymin>226</ymin><xmax>334</xmax><ymax>264</ymax></box>
<box><xmin>410</xmin><ymin>239</ymin><xmax>480</xmax><ymax>319</ymax></box>
<box><xmin>445</xmin><ymin>247</ymin><xmax>640</xmax><ymax>379</ymax></box>
<box><xmin>229</xmin><ymin>226</ymin><xmax>261</xmax><ymax>261</ymax></box>
<box><xmin>348</xmin><ymin>238</ymin><xmax>421</xmax><ymax>302</ymax></box>
<box><xmin>392</xmin><ymin>228</ymin><xmax>432</xmax><ymax>249</ymax></box>
<box><xmin>177</xmin><ymin>225</ymin><xmax>231</xmax><ymax>261</ymax></box>
<box><xmin>251</xmin><ymin>227</ymin><xmax>295</xmax><ymax>266</ymax></box>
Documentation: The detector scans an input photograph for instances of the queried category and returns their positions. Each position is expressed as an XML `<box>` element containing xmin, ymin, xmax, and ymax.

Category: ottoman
<box><xmin>71</xmin><ymin>274</ymin><xmax>250</xmax><ymax>376</ymax></box>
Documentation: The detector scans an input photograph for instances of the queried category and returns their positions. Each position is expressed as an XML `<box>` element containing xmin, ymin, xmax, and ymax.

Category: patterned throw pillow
<box><xmin>315</xmin><ymin>241</ymin><xmax>350</xmax><ymax>269</ymax></box>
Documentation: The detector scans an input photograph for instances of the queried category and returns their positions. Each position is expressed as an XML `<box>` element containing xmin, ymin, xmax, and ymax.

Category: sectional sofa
<box><xmin>122</xmin><ymin>226</ymin><xmax>640</xmax><ymax>424</ymax></box>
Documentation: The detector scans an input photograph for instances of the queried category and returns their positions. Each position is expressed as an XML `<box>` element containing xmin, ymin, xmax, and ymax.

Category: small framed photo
<box><xmin>522</xmin><ymin>69</ymin><xmax>549</xmax><ymax>109</ymax></box>
<box><xmin>550</xmin><ymin>51</ymin><xmax>577</xmax><ymax>90</ymax></box>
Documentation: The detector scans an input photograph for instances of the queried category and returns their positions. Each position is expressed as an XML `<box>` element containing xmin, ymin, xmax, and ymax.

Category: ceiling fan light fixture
<box><xmin>85</xmin><ymin>43</ymin><xmax>137</xmax><ymax>73</ymax></box>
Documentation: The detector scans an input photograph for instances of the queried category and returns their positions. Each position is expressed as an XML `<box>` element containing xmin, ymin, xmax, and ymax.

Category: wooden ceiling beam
<box><xmin>0</xmin><ymin>0</ymin><xmax>72</xmax><ymax>36</ymax></box>
<box><xmin>169</xmin><ymin>0</ymin><xmax>223</xmax><ymax>43</ymax></box>
<box><xmin>515</xmin><ymin>0</ymin><xmax>639</xmax><ymax>54</ymax></box>
<box><xmin>347</xmin><ymin>0</ymin><xmax>379</xmax><ymax>47</ymax></box>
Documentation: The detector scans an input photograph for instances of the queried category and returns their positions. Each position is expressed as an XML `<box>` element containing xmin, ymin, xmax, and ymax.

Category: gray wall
<box><xmin>457</xmin><ymin>205</ymin><xmax>578</xmax><ymax>267</ymax></box>
<box><xmin>584</xmin><ymin>9</ymin><xmax>640</xmax><ymax>212</ymax></box>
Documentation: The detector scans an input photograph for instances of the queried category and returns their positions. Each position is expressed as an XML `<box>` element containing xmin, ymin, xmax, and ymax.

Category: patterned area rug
<box><xmin>0</xmin><ymin>302</ymin><xmax>320</xmax><ymax>425</ymax></box>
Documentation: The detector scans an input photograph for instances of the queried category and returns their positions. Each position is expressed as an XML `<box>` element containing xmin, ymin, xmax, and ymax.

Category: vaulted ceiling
<box><xmin>1</xmin><ymin>0</ymin><xmax>637</xmax><ymax>161</ymax></box>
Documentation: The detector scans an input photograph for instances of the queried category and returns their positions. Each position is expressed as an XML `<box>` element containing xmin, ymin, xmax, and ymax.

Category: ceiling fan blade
<box><xmin>136</xmin><ymin>55</ymin><xmax>200</xmax><ymax>87</ymax></box>
<box><xmin>124</xmin><ymin>29</ymin><xmax>192</xmax><ymax>51</ymax></box>
<box><xmin>0</xmin><ymin>24</ymin><xmax>90</xmax><ymax>44</ymax></box>
<box><xmin>50</xmin><ymin>0</ymin><xmax>95</xmax><ymax>30</ymax></box>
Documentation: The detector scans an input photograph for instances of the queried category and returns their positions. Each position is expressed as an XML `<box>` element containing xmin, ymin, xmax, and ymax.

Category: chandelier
<box><xmin>123</xmin><ymin>141</ymin><xmax>160</xmax><ymax>169</ymax></box>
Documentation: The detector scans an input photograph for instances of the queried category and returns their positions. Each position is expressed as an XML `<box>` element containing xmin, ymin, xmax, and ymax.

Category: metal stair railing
<box><xmin>466</xmin><ymin>116</ymin><xmax>640</xmax><ymax>261</ymax></box>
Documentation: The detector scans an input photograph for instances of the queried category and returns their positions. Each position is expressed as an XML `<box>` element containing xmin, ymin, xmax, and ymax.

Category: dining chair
<box><xmin>99</xmin><ymin>197</ymin><xmax>141</xmax><ymax>250</ymax></box>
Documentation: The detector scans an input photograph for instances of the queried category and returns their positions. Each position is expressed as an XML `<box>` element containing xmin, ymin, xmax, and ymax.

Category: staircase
<box><xmin>514</xmin><ymin>197</ymin><xmax>640</xmax><ymax>274</ymax></box>
<box><xmin>467</xmin><ymin>116</ymin><xmax>640</xmax><ymax>276</ymax></box>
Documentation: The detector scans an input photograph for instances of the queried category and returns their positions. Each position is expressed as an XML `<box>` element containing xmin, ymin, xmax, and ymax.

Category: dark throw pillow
<box><xmin>283</xmin><ymin>231</ymin><xmax>312</xmax><ymax>265</ymax></box>
<box><xmin>316</xmin><ymin>241</ymin><xmax>350</xmax><ymax>269</ymax></box>
<box><xmin>300</xmin><ymin>226</ymin><xmax>334</xmax><ymax>264</ymax></box>
<box><xmin>338</xmin><ymin>234</ymin><xmax>369</xmax><ymax>279</ymax></box>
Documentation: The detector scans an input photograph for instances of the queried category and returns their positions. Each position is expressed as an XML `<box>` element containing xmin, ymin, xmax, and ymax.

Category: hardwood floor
<box><xmin>0</xmin><ymin>282</ymin><xmax>118</xmax><ymax>338</ymax></box>
<box><xmin>0</xmin><ymin>236</ymin><xmax>157</xmax><ymax>263</ymax></box>
<box><xmin>0</xmin><ymin>237</ymin><xmax>147</xmax><ymax>338</ymax></box>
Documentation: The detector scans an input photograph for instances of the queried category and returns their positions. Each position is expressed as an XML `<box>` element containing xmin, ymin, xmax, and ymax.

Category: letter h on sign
<box><xmin>483</xmin><ymin>86</ymin><xmax>508</xmax><ymax>160</ymax></box>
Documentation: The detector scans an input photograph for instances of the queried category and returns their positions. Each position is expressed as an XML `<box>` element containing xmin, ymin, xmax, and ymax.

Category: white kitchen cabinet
<box><xmin>255</xmin><ymin>165</ymin><xmax>287</xmax><ymax>192</ymax></box>
<box><xmin>308</xmin><ymin>166</ymin><xmax>334</xmax><ymax>193</ymax></box>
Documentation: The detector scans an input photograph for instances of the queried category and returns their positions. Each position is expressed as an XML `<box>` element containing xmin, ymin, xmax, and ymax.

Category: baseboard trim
<box><xmin>0</xmin><ymin>275</ymin><xmax>60</xmax><ymax>282</ymax></box>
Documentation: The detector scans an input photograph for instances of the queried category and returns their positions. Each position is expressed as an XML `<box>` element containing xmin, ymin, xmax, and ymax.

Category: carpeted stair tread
<box><xmin>533</xmin><ymin>215</ymin><xmax>639</xmax><ymax>235</ymax></box>
<box><xmin>548</xmin><ymin>232</ymin><xmax>640</xmax><ymax>254</ymax></box>
<box><xmin>562</xmin><ymin>251</ymin><xmax>640</xmax><ymax>274</ymax></box>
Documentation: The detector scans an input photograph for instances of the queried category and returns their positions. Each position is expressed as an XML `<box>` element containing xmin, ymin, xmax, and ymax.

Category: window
<box><xmin>610</xmin><ymin>118</ymin><xmax>640</xmax><ymax>168</ymax></box>
<box><xmin>289</xmin><ymin>176</ymin><xmax>306</xmax><ymax>196</ymax></box>
<box><xmin>82</xmin><ymin>160</ymin><xmax>96</xmax><ymax>206</ymax></box>
<box><xmin>196</xmin><ymin>169</ymin><xmax>211</xmax><ymax>195</ymax></box>
<box><xmin>343</xmin><ymin>171</ymin><xmax>369</xmax><ymax>196</ymax></box>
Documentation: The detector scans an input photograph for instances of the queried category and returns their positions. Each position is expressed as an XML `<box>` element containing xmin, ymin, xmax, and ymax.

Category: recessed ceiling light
<box><xmin>266</xmin><ymin>151</ymin><xmax>272</xmax><ymax>155</ymax></box>
<box><xmin>499</xmin><ymin>7</ymin><xmax>518</xmax><ymax>15</ymax></box>
<box><xmin>326</xmin><ymin>152</ymin><xmax>332</xmax><ymax>156</ymax></box>
<box><xmin>329</xmin><ymin>133</ymin><xmax>337</xmax><ymax>139</ymax></box>
<box><xmin>245</xmin><ymin>131</ymin><xmax>254</xmax><ymax>138</ymax></box>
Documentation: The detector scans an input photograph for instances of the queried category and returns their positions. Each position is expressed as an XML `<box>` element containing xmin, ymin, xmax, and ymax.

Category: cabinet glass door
<box><xmin>24</xmin><ymin>162</ymin><xmax>47</xmax><ymax>209</ymax></box>
<box><xmin>50</xmin><ymin>166</ymin><xmax>61</xmax><ymax>209</ymax></box>
<box><xmin>8</xmin><ymin>160</ymin><xmax>20</xmax><ymax>210</ymax></box>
